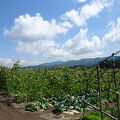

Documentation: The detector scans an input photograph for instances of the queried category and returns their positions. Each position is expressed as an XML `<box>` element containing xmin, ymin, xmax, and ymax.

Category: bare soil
<box><xmin>0</xmin><ymin>93</ymin><xmax>81</xmax><ymax>120</ymax></box>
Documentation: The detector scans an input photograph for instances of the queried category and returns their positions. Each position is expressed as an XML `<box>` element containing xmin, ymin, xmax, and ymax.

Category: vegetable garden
<box><xmin>0</xmin><ymin>52</ymin><xmax>120</xmax><ymax>120</ymax></box>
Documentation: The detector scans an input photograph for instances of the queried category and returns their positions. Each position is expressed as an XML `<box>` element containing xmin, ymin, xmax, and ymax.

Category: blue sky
<box><xmin>0</xmin><ymin>0</ymin><xmax>120</xmax><ymax>66</ymax></box>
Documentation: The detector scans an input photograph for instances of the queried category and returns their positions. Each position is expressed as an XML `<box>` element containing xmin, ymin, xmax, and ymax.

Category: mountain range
<box><xmin>25</xmin><ymin>56</ymin><xmax>120</xmax><ymax>69</ymax></box>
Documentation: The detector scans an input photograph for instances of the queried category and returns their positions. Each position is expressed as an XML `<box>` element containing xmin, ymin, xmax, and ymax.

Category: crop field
<box><xmin>0</xmin><ymin>58</ymin><xmax>120</xmax><ymax>120</ymax></box>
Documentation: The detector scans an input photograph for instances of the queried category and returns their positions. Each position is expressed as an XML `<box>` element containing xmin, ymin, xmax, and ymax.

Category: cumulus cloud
<box><xmin>50</xmin><ymin>29</ymin><xmax>103</xmax><ymax>60</ymax></box>
<box><xmin>103</xmin><ymin>17</ymin><xmax>120</xmax><ymax>44</ymax></box>
<box><xmin>15</xmin><ymin>40</ymin><xmax>56</xmax><ymax>55</ymax></box>
<box><xmin>4</xmin><ymin>13</ymin><xmax>73</xmax><ymax>56</ymax></box>
<box><xmin>16</xmin><ymin>28</ymin><xmax>103</xmax><ymax>61</ymax></box>
<box><xmin>62</xmin><ymin>0</ymin><xmax>113</xmax><ymax>26</ymax></box>
<box><xmin>4</xmin><ymin>13</ymin><xmax>104</xmax><ymax>63</ymax></box>
<box><xmin>4</xmin><ymin>13</ymin><xmax>72</xmax><ymax>43</ymax></box>
<box><xmin>62</xmin><ymin>29</ymin><xmax>102</xmax><ymax>54</ymax></box>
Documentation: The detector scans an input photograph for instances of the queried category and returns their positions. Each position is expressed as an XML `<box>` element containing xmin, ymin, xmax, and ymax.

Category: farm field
<box><xmin>0</xmin><ymin>61</ymin><xmax>120</xmax><ymax>120</ymax></box>
<box><xmin>1</xmin><ymin>0</ymin><xmax>120</xmax><ymax>120</ymax></box>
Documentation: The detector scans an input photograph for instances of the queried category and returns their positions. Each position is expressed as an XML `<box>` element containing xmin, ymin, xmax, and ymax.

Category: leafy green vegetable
<box><xmin>25</xmin><ymin>104</ymin><xmax>38</xmax><ymax>112</ymax></box>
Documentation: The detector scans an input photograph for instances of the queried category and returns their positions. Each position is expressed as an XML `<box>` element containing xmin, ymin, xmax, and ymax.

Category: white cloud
<box><xmin>4</xmin><ymin>13</ymin><xmax>104</xmax><ymax>63</ymax></box>
<box><xmin>0</xmin><ymin>58</ymin><xmax>41</xmax><ymax>67</ymax></box>
<box><xmin>63</xmin><ymin>31</ymin><xmax>102</xmax><ymax>55</ymax></box>
<box><xmin>34</xmin><ymin>28</ymin><xmax>103</xmax><ymax>62</ymax></box>
<box><xmin>62</xmin><ymin>0</ymin><xmax>113</xmax><ymax>26</ymax></box>
<box><xmin>0</xmin><ymin>58</ymin><xmax>14</xmax><ymax>66</ymax></box>
<box><xmin>60</xmin><ymin>21</ymin><xmax>73</xmax><ymax>28</ymax></box>
<box><xmin>19</xmin><ymin>59</ymin><xmax>41</xmax><ymax>66</ymax></box>
<box><xmin>50</xmin><ymin>29</ymin><xmax>103</xmax><ymax>60</ymax></box>
<box><xmin>15</xmin><ymin>28</ymin><xmax>103</xmax><ymax>61</ymax></box>
<box><xmin>4</xmin><ymin>13</ymin><xmax>73</xmax><ymax>56</ymax></box>
<box><xmin>15</xmin><ymin>40</ymin><xmax>56</xmax><ymax>55</ymax></box>
<box><xmin>103</xmin><ymin>17</ymin><xmax>120</xmax><ymax>44</ymax></box>
<box><xmin>76</xmin><ymin>0</ymin><xmax>86</xmax><ymax>3</ymax></box>
<box><xmin>4</xmin><ymin>13</ymin><xmax>72</xmax><ymax>43</ymax></box>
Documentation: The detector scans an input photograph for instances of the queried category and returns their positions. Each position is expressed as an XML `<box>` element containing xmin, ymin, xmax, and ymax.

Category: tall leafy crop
<box><xmin>0</xmin><ymin>63</ymin><xmax>119</xmax><ymax>117</ymax></box>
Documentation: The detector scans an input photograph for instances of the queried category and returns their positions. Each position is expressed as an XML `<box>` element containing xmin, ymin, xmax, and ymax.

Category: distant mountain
<box><xmin>25</xmin><ymin>56</ymin><xmax>120</xmax><ymax>69</ymax></box>
<box><xmin>26</xmin><ymin>61</ymin><xmax>64</xmax><ymax>69</ymax></box>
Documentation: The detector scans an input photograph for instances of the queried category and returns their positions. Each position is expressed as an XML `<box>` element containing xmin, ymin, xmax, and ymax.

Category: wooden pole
<box><xmin>116</xmin><ymin>92</ymin><xmax>120</xmax><ymax>119</ymax></box>
<box><xmin>97</xmin><ymin>65</ymin><xmax>103</xmax><ymax>120</ymax></box>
